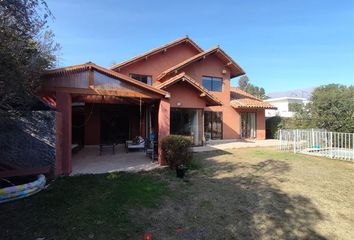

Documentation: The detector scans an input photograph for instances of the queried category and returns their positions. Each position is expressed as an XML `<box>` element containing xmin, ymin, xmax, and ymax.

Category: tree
<box><xmin>238</xmin><ymin>75</ymin><xmax>267</xmax><ymax>99</ymax></box>
<box><xmin>0</xmin><ymin>0</ymin><xmax>59</xmax><ymax>113</ymax></box>
<box><xmin>310</xmin><ymin>84</ymin><xmax>354</xmax><ymax>132</ymax></box>
<box><xmin>292</xmin><ymin>84</ymin><xmax>354</xmax><ymax>132</ymax></box>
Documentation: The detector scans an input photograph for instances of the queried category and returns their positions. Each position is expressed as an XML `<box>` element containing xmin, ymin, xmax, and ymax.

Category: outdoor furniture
<box><xmin>125</xmin><ymin>136</ymin><xmax>145</xmax><ymax>152</ymax></box>
<box><xmin>145</xmin><ymin>139</ymin><xmax>158</xmax><ymax>161</ymax></box>
<box><xmin>71</xmin><ymin>144</ymin><xmax>80</xmax><ymax>153</ymax></box>
<box><xmin>99</xmin><ymin>142</ymin><xmax>116</xmax><ymax>155</ymax></box>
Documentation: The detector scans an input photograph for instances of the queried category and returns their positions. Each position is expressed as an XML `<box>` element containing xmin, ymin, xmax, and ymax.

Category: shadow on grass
<box><xmin>0</xmin><ymin>149</ymin><xmax>327</xmax><ymax>240</ymax></box>
<box><xmin>139</xmin><ymin>150</ymin><xmax>327</xmax><ymax>240</ymax></box>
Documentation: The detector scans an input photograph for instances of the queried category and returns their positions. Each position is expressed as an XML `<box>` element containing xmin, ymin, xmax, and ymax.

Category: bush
<box><xmin>266</xmin><ymin>116</ymin><xmax>282</xmax><ymax>139</ymax></box>
<box><xmin>161</xmin><ymin>135</ymin><xmax>193</xmax><ymax>169</ymax></box>
<box><xmin>266</xmin><ymin>116</ymin><xmax>299</xmax><ymax>139</ymax></box>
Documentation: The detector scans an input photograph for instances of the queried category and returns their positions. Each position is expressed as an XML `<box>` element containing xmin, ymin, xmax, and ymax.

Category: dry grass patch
<box><xmin>1</xmin><ymin>148</ymin><xmax>353</xmax><ymax>240</ymax></box>
<box><xmin>134</xmin><ymin>147</ymin><xmax>354</xmax><ymax>240</ymax></box>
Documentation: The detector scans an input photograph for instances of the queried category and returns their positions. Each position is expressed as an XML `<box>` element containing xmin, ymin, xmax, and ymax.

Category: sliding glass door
<box><xmin>170</xmin><ymin>108</ymin><xmax>203</xmax><ymax>146</ymax></box>
<box><xmin>240</xmin><ymin>112</ymin><xmax>256</xmax><ymax>138</ymax></box>
<box><xmin>204</xmin><ymin>111</ymin><xmax>223</xmax><ymax>140</ymax></box>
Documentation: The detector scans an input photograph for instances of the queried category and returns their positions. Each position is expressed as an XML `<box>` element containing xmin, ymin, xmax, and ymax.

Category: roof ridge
<box><xmin>157</xmin><ymin>47</ymin><xmax>220</xmax><ymax>80</ymax></box>
<box><xmin>157</xmin><ymin>46</ymin><xmax>245</xmax><ymax>80</ymax></box>
<box><xmin>109</xmin><ymin>36</ymin><xmax>203</xmax><ymax>70</ymax></box>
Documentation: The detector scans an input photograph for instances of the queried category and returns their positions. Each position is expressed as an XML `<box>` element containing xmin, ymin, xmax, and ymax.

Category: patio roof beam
<box><xmin>45</xmin><ymin>87</ymin><xmax>161</xmax><ymax>99</ymax></box>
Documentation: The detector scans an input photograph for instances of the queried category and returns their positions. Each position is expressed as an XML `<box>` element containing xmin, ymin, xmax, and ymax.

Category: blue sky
<box><xmin>47</xmin><ymin>0</ymin><xmax>354</xmax><ymax>93</ymax></box>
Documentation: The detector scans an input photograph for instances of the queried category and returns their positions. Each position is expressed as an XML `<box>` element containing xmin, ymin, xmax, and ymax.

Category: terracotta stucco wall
<box><xmin>117</xmin><ymin>44</ymin><xmax>200</xmax><ymax>81</ymax></box>
<box><xmin>56</xmin><ymin>92</ymin><xmax>72</xmax><ymax>175</ymax></box>
<box><xmin>167</xmin><ymin>81</ymin><xmax>207</xmax><ymax>109</ymax></box>
<box><xmin>177</xmin><ymin>54</ymin><xmax>231</xmax><ymax>104</ymax></box>
<box><xmin>84</xmin><ymin>103</ymin><xmax>101</xmax><ymax>145</ymax></box>
<box><xmin>83</xmin><ymin>104</ymin><xmax>144</xmax><ymax>145</ymax></box>
<box><xmin>166</xmin><ymin>54</ymin><xmax>242</xmax><ymax>139</ymax></box>
<box><xmin>158</xmin><ymin>99</ymin><xmax>170</xmax><ymax>165</ymax></box>
<box><xmin>116</xmin><ymin>46</ymin><xmax>267</xmax><ymax>140</ymax></box>
<box><xmin>256</xmin><ymin>109</ymin><xmax>266</xmax><ymax>140</ymax></box>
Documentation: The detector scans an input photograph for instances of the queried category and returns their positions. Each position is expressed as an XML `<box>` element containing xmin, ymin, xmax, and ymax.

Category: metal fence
<box><xmin>278</xmin><ymin>129</ymin><xmax>354</xmax><ymax>161</ymax></box>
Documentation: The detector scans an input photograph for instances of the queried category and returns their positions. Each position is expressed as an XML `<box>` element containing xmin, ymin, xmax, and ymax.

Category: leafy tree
<box><xmin>0</xmin><ymin>0</ymin><xmax>59</xmax><ymax>113</ymax></box>
<box><xmin>292</xmin><ymin>84</ymin><xmax>354</xmax><ymax>132</ymax></box>
<box><xmin>238</xmin><ymin>75</ymin><xmax>267</xmax><ymax>99</ymax></box>
<box><xmin>288</xmin><ymin>102</ymin><xmax>303</xmax><ymax>112</ymax></box>
<box><xmin>310</xmin><ymin>84</ymin><xmax>354</xmax><ymax>132</ymax></box>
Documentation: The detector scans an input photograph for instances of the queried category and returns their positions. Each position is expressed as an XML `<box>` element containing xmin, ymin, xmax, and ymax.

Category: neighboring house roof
<box><xmin>264</xmin><ymin>97</ymin><xmax>308</xmax><ymax>102</ymax></box>
<box><xmin>155</xmin><ymin>72</ymin><xmax>223</xmax><ymax>106</ymax></box>
<box><xmin>230</xmin><ymin>87</ymin><xmax>277</xmax><ymax>109</ymax></box>
<box><xmin>42</xmin><ymin>62</ymin><xmax>170</xmax><ymax>98</ymax></box>
<box><xmin>157</xmin><ymin>47</ymin><xmax>245</xmax><ymax>80</ymax></box>
<box><xmin>109</xmin><ymin>36</ymin><xmax>203</xmax><ymax>70</ymax></box>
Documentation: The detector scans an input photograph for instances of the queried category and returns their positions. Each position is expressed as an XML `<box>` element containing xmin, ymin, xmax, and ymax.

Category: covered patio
<box><xmin>40</xmin><ymin>62</ymin><xmax>171</xmax><ymax>176</ymax></box>
<box><xmin>71</xmin><ymin>145</ymin><xmax>160</xmax><ymax>175</ymax></box>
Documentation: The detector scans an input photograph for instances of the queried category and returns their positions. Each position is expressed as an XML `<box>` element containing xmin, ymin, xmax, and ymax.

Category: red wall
<box><xmin>168</xmin><ymin>81</ymin><xmax>206</xmax><ymax>109</ymax></box>
<box><xmin>164</xmin><ymin>54</ymin><xmax>243</xmax><ymax>139</ymax></box>
<box><xmin>56</xmin><ymin>92</ymin><xmax>72</xmax><ymax>175</ymax></box>
<box><xmin>115</xmin><ymin>43</ymin><xmax>267</xmax><ymax>140</ymax></box>
<box><xmin>256</xmin><ymin>109</ymin><xmax>266</xmax><ymax>140</ymax></box>
<box><xmin>84</xmin><ymin>103</ymin><xmax>101</xmax><ymax>145</ymax></box>
<box><xmin>117</xmin><ymin>44</ymin><xmax>200</xmax><ymax>81</ymax></box>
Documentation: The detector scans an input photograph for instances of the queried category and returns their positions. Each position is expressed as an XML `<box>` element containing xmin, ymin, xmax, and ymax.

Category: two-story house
<box><xmin>40</xmin><ymin>36</ymin><xmax>275</xmax><ymax>175</ymax></box>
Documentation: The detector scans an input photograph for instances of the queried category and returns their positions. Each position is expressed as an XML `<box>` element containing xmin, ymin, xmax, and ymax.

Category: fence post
<box><xmin>293</xmin><ymin>130</ymin><xmax>296</xmax><ymax>154</ymax></box>
<box><xmin>279</xmin><ymin>129</ymin><xmax>282</xmax><ymax>150</ymax></box>
<box><xmin>330</xmin><ymin>132</ymin><xmax>333</xmax><ymax>159</ymax></box>
<box><xmin>311</xmin><ymin>128</ymin><xmax>315</xmax><ymax>148</ymax></box>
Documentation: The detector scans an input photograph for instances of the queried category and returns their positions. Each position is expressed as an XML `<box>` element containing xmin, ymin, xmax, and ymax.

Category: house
<box><xmin>39</xmin><ymin>36</ymin><xmax>276</xmax><ymax>175</ymax></box>
<box><xmin>264</xmin><ymin>97</ymin><xmax>309</xmax><ymax>118</ymax></box>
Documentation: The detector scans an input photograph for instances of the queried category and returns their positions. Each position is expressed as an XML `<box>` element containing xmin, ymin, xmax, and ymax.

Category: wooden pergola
<box><xmin>40</xmin><ymin>62</ymin><xmax>171</xmax><ymax>176</ymax></box>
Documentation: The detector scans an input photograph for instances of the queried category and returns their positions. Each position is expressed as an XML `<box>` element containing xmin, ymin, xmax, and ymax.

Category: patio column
<box><xmin>56</xmin><ymin>92</ymin><xmax>72</xmax><ymax>175</ymax></box>
<box><xmin>158</xmin><ymin>98</ymin><xmax>170</xmax><ymax>165</ymax></box>
<box><xmin>256</xmin><ymin>110</ymin><xmax>266</xmax><ymax>140</ymax></box>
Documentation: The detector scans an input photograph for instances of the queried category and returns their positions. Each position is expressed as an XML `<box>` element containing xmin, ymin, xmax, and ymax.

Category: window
<box><xmin>129</xmin><ymin>73</ymin><xmax>152</xmax><ymax>85</ymax></box>
<box><xmin>204</xmin><ymin>111</ymin><xmax>223</xmax><ymax>140</ymax></box>
<box><xmin>202</xmin><ymin>76</ymin><xmax>222</xmax><ymax>92</ymax></box>
<box><xmin>171</xmin><ymin>108</ymin><xmax>203</xmax><ymax>146</ymax></box>
<box><xmin>240</xmin><ymin>112</ymin><xmax>256</xmax><ymax>138</ymax></box>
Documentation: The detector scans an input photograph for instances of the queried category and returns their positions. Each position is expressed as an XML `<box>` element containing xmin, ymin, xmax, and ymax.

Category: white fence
<box><xmin>278</xmin><ymin>129</ymin><xmax>354</xmax><ymax>161</ymax></box>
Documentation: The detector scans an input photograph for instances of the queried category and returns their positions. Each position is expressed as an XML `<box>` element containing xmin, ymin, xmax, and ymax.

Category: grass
<box><xmin>0</xmin><ymin>172</ymin><xmax>168</xmax><ymax>240</ymax></box>
<box><xmin>1</xmin><ymin>147</ymin><xmax>354</xmax><ymax>240</ymax></box>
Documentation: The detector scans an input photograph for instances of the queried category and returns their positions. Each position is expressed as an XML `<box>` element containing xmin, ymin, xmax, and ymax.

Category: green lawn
<box><xmin>0</xmin><ymin>172</ymin><xmax>168</xmax><ymax>240</ymax></box>
<box><xmin>1</xmin><ymin>148</ymin><xmax>354</xmax><ymax>240</ymax></box>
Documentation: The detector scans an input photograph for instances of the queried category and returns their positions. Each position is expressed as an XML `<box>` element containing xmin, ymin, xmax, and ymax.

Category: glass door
<box><xmin>240</xmin><ymin>112</ymin><xmax>256</xmax><ymax>138</ymax></box>
<box><xmin>170</xmin><ymin>108</ymin><xmax>203</xmax><ymax>146</ymax></box>
<box><xmin>204</xmin><ymin>111</ymin><xmax>223</xmax><ymax>140</ymax></box>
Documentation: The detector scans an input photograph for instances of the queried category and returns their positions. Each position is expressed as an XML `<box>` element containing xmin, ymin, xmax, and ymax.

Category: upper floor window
<box><xmin>202</xmin><ymin>76</ymin><xmax>222</xmax><ymax>92</ymax></box>
<box><xmin>129</xmin><ymin>73</ymin><xmax>152</xmax><ymax>85</ymax></box>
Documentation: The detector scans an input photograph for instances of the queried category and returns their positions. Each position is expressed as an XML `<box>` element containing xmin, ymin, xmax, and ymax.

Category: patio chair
<box><xmin>145</xmin><ymin>139</ymin><xmax>157</xmax><ymax>162</ymax></box>
<box><xmin>125</xmin><ymin>136</ymin><xmax>145</xmax><ymax>152</ymax></box>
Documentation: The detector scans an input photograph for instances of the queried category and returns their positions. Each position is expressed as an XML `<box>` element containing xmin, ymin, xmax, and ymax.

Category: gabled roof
<box><xmin>230</xmin><ymin>87</ymin><xmax>276</xmax><ymax>109</ymax></box>
<box><xmin>230</xmin><ymin>87</ymin><xmax>261</xmax><ymax>100</ymax></box>
<box><xmin>109</xmin><ymin>36</ymin><xmax>203</xmax><ymax>70</ymax></box>
<box><xmin>42</xmin><ymin>62</ymin><xmax>170</xmax><ymax>98</ymax></box>
<box><xmin>155</xmin><ymin>72</ymin><xmax>223</xmax><ymax>106</ymax></box>
<box><xmin>157</xmin><ymin>47</ymin><xmax>245</xmax><ymax>80</ymax></box>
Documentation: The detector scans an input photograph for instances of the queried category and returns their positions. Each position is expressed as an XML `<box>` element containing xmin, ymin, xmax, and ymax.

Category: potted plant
<box><xmin>161</xmin><ymin>135</ymin><xmax>192</xmax><ymax>178</ymax></box>
<box><xmin>176</xmin><ymin>164</ymin><xmax>186</xmax><ymax>178</ymax></box>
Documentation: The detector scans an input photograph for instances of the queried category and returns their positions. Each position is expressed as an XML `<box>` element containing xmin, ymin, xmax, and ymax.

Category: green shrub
<box><xmin>161</xmin><ymin>135</ymin><xmax>193</xmax><ymax>169</ymax></box>
<box><xmin>266</xmin><ymin>116</ymin><xmax>282</xmax><ymax>139</ymax></box>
